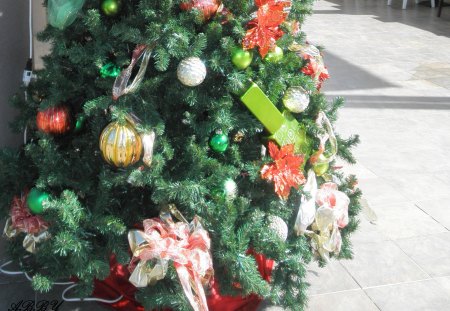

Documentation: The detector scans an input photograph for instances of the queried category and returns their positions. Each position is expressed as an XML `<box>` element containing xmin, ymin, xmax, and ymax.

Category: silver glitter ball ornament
<box><xmin>177</xmin><ymin>57</ymin><xmax>207</xmax><ymax>87</ymax></box>
<box><xmin>268</xmin><ymin>215</ymin><xmax>288</xmax><ymax>242</ymax></box>
<box><xmin>224</xmin><ymin>179</ymin><xmax>238</xmax><ymax>199</ymax></box>
<box><xmin>282</xmin><ymin>86</ymin><xmax>310</xmax><ymax>113</ymax></box>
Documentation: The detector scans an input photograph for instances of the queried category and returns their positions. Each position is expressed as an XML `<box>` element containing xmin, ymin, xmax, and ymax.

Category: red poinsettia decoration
<box><xmin>261</xmin><ymin>141</ymin><xmax>306</xmax><ymax>199</ymax></box>
<box><xmin>242</xmin><ymin>0</ymin><xmax>291</xmax><ymax>57</ymax></box>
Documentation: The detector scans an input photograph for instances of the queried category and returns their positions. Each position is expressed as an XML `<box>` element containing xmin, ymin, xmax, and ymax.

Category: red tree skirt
<box><xmin>93</xmin><ymin>251</ymin><xmax>274</xmax><ymax>311</ymax></box>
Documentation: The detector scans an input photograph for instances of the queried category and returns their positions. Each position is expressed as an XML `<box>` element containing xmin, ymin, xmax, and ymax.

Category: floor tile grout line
<box><xmin>391</xmin><ymin>237</ymin><xmax>433</xmax><ymax>279</ymax></box>
<box><xmin>361</xmin><ymin>288</ymin><xmax>383</xmax><ymax>311</ymax></box>
<box><xmin>413</xmin><ymin>202</ymin><xmax>450</xmax><ymax>231</ymax></box>
<box><xmin>309</xmin><ymin>275</ymin><xmax>449</xmax><ymax>297</ymax></box>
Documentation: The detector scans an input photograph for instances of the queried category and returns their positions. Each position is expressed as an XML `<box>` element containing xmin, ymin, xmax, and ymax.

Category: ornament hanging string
<box><xmin>112</xmin><ymin>44</ymin><xmax>154</xmax><ymax>100</ymax></box>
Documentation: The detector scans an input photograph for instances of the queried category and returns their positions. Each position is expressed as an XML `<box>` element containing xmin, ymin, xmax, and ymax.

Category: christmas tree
<box><xmin>1</xmin><ymin>0</ymin><xmax>361</xmax><ymax>310</ymax></box>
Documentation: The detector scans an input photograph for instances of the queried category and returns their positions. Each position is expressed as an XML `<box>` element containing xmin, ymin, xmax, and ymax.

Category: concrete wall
<box><xmin>0</xmin><ymin>1</ymin><xmax>49</xmax><ymax>147</ymax></box>
<box><xmin>0</xmin><ymin>1</ymin><xmax>29</xmax><ymax>147</ymax></box>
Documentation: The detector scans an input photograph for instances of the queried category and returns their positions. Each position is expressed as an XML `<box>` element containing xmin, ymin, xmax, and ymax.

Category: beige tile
<box><xmin>350</xmin><ymin>216</ymin><xmax>389</xmax><ymax>245</ymax></box>
<box><xmin>365</xmin><ymin>280</ymin><xmax>450</xmax><ymax>311</ymax></box>
<box><xmin>306</xmin><ymin>260</ymin><xmax>360</xmax><ymax>295</ymax></box>
<box><xmin>435</xmin><ymin>277</ymin><xmax>450</xmax><ymax>294</ymax></box>
<box><xmin>307</xmin><ymin>290</ymin><xmax>379</xmax><ymax>311</ymax></box>
<box><xmin>416</xmin><ymin>198</ymin><xmax>450</xmax><ymax>230</ymax></box>
<box><xmin>380</xmin><ymin>173</ymin><xmax>450</xmax><ymax>202</ymax></box>
<box><xmin>355</xmin><ymin>178</ymin><xmax>409</xmax><ymax>207</ymax></box>
<box><xmin>395</xmin><ymin>232</ymin><xmax>450</xmax><ymax>277</ymax></box>
<box><xmin>373</xmin><ymin>202</ymin><xmax>447</xmax><ymax>240</ymax></box>
<box><xmin>341</xmin><ymin>241</ymin><xmax>429</xmax><ymax>288</ymax></box>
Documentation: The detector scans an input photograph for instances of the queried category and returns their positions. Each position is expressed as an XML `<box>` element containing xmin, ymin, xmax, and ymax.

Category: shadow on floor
<box><xmin>314</xmin><ymin>0</ymin><xmax>450</xmax><ymax>37</ymax></box>
<box><xmin>322</xmin><ymin>52</ymin><xmax>398</xmax><ymax>92</ymax></box>
<box><xmin>330</xmin><ymin>94</ymin><xmax>450</xmax><ymax>109</ymax></box>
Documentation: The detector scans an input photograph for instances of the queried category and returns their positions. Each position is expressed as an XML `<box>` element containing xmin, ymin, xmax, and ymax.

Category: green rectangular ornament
<box><xmin>240</xmin><ymin>83</ymin><xmax>311</xmax><ymax>156</ymax></box>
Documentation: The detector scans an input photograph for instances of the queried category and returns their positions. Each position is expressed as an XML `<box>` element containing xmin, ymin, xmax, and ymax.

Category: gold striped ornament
<box><xmin>99</xmin><ymin>121</ymin><xmax>142</xmax><ymax>167</ymax></box>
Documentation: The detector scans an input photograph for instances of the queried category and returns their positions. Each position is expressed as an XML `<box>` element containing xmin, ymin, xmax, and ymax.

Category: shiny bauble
<box><xmin>231</xmin><ymin>48</ymin><xmax>253</xmax><ymax>70</ymax></box>
<box><xmin>36</xmin><ymin>105</ymin><xmax>71</xmax><ymax>135</ymax></box>
<box><xmin>177</xmin><ymin>57</ymin><xmax>207</xmax><ymax>87</ymax></box>
<box><xmin>27</xmin><ymin>188</ymin><xmax>50</xmax><ymax>214</ymax></box>
<box><xmin>180</xmin><ymin>0</ymin><xmax>221</xmax><ymax>20</ymax></box>
<box><xmin>313</xmin><ymin>154</ymin><xmax>330</xmax><ymax>177</ymax></box>
<box><xmin>100</xmin><ymin>63</ymin><xmax>121</xmax><ymax>78</ymax></box>
<box><xmin>74</xmin><ymin>115</ymin><xmax>85</xmax><ymax>133</ymax></box>
<box><xmin>99</xmin><ymin>121</ymin><xmax>143</xmax><ymax>168</ymax></box>
<box><xmin>265</xmin><ymin>46</ymin><xmax>284</xmax><ymax>63</ymax></box>
<box><xmin>267</xmin><ymin>215</ymin><xmax>288</xmax><ymax>242</ymax></box>
<box><xmin>224</xmin><ymin>179</ymin><xmax>238</xmax><ymax>199</ymax></box>
<box><xmin>209</xmin><ymin>133</ymin><xmax>229</xmax><ymax>153</ymax></box>
<box><xmin>101</xmin><ymin>0</ymin><xmax>121</xmax><ymax>16</ymax></box>
<box><xmin>283</xmin><ymin>86</ymin><xmax>310</xmax><ymax>113</ymax></box>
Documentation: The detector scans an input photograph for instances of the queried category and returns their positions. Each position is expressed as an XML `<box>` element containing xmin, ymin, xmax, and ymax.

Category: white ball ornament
<box><xmin>224</xmin><ymin>179</ymin><xmax>238</xmax><ymax>199</ymax></box>
<box><xmin>283</xmin><ymin>86</ymin><xmax>310</xmax><ymax>113</ymax></box>
<box><xmin>177</xmin><ymin>57</ymin><xmax>207</xmax><ymax>87</ymax></box>
<box><xmin>268</xmin><ymin>215</ymin><xmax>288</xmax><ymax>242</ymax></box>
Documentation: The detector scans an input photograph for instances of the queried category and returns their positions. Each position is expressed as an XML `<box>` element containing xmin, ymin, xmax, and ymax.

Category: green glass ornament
<box><xmin>74</xmin><ymin>115</ymin><xmax>86</xmax><ymax>133</ymax></box>
<box><xmin>101</xmin><ymin>0</ymin><xmax>121</xmax><ymax>16</ymax></box>
<box><xmin>313</xmin><ymin>154</ymin><xmax>330</xmax><ymax>176</ymax></box>
<box><xmin>231</xmin><ymin>48</ymin><xmax>253</xmax><ymax>70</ymax></box>
<box><xmin>47</xmin><ymin>0</ymin><xmax>86</xmax><ymax>30</ymax></box>
<box><xmin>100</xmin><ymin>63</ymin><xmax>121</xmax><ymax>78</ymax></box>
<box><xmin>27</xmin><ymin>188</ymin><xmax>50</xmax><ymax>214</ymax></box>
<box><xmin>209</xmin><ymin>133</ymin><xmax>229</xmax><ymax>153</ymax></box>
<box><xmin>265</xmin><ymin>46</ymin><xmax>284</xmax><ymax>63</ymax></box>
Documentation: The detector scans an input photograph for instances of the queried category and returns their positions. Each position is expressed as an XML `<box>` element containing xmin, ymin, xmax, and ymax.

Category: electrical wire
<box><xmin>0</xmin><ymin>259</ymin><xmax>123</xmax><ymax>303</ymax></box>
<box><xmin>28</xmin><ymin>0</ymin><xmax>33</xmax><ymax>59</ymax></box>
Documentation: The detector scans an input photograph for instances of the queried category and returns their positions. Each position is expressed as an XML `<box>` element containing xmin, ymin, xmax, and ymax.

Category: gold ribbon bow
<box><xmin>4</xmin><ymin>218</ymin><xmax>50</xmax><ymax>253</ymax></box>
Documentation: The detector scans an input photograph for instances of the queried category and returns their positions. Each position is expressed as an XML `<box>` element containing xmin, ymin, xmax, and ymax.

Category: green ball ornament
<box><xmin>74</xmin><ymin>115</ymin><xmax>86</xmax><ymax>133</ymax></box>
<box><xmin>313</xmin><ymin>154</ymin><xmax>330</xmax><ymax>176</ymax></box>
<box><xmin>209</xmin><ymin>133</ymin><xmax>229</xmax><ymax>153</ymax></box>
<box><xmin>27</xmin><ymin>188</ymin><xmax>50</xmax><ymax>214</ymax></box>
<box><xmin>265</xmin><ymin>46</ymin><xmax>284</xmax><ymax>63</ymax></box>
<box><xmin>100</xmin><ymin>63</ymin><xmax>121</xmax><ymax>78</ymax></box>
<box><xmin>231</xmin><ymin>48</ymin><xmax>253</xmax><ymax>70</ymax></box>
<box><xmin>101</xmin><ymin>0</ymin><xmax>121</xmax><ymax>16</ymax></box>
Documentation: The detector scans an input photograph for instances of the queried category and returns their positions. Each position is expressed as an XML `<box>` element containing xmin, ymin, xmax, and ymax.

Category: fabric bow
<box><xmin>112</xmin><ymin>44</ymin><xmax>154</xmax><ymax>100</ymax></box>
<box><xmin>3</xmin><ymin>193</ymin><xmax>50</xmax><ymax>253</ymax></box>
<box><xmin>290</xmin><ymin>43</ymin><xmax>330</xmax><ymax>89</ymax></box>
<box><xmin>294</xmin><ymin>173</ymin><xmax>350</xmax><ymax>261</ymax></box>
<box><xmin>309</xmin><ymin>111</ymin><xmax>338</xmax><ymax>168</ymax></box>
<box><xmin>128</xmin><ymin>210</ymin><xmax>213</xmax><ymax>311</ymax></box>
<box><xmin>242</xmin><ymin>0</ymin><xmax>291</xmax><ymax>57</ymax></box>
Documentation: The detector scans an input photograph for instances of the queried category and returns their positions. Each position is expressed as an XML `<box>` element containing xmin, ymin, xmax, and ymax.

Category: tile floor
<box><xmin>2</xmin><ymin>1</ymin><xmax>450</xmax><ymax>310</ymax></box>
<box><xmin>301</xmin><ymin>0</ymin><xmax>450</xmax><ymax>310</ymax></box>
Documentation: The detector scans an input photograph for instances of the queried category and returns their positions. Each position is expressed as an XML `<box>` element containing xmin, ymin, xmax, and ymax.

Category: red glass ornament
<box><xmin>36</xmin><ymin>105</ymin><xmax>71</xmax><ymax>135</ymax></box>
<box><xmin>180</xmin><ymin>0</ymin><xmax>221</xmax><ymax>20</ymax></box>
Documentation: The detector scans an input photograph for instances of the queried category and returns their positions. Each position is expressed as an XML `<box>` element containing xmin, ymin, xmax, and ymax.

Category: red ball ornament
<box><xmin>36</xmin><ymin>105</ymin><xmax>71</xmax><ymax>135</ymax></box>
<box><xmin>180</xmin><ymin>0</ymin><xmax>221</xmax><ymax>20</ymax></box>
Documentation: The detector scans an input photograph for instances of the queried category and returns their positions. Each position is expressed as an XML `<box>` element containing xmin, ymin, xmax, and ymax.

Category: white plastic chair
<box><xmin>387</xmin><ymin>0</ymin><xmax>435</xmax><ymax>9</ymax></box>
